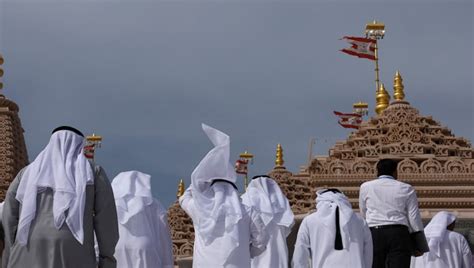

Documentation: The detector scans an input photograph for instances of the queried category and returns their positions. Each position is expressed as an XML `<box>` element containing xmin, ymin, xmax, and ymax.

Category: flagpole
<box><xmin>365</xmin><ymin>21</ymin><xmax>385</xmax><ymax>106</ymax></box>
<box><xmin>374</xmin><ymin>41</ymin><xmax>380</xmax><ymax>93</ymax></box>
<box><xmin>239</xmin><ymin>150</ymin><xmax>254</xmax><ymax>191</ymax></box>
<box><xmin>307</xmin><ymin>137</ymin><xmax>315</xmax><ymax>168</ymax></box>
<box><xmin>85</xmin><ymin>133</ymin><xmax>102</xmax><ymax>161</ymax></box>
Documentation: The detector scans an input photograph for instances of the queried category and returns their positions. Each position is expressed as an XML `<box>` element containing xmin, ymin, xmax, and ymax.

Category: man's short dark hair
<box><xmin>377</xmin><ymin>159</ymin><xmax>398</xmax><ymax>177</ymax></box>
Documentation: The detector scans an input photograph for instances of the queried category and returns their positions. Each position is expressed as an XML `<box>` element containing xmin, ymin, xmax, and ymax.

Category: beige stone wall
<box><xmin>0</xmin><ymin>97</ymin><xmax>28</xmax><ymax>201</ymax></box>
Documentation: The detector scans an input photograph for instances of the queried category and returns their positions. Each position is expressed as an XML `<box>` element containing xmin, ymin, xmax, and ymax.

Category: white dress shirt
<box><xmin>359</xmin><ymin>175</ymin><xmax>424</xmax><ymax>232</ymax></box>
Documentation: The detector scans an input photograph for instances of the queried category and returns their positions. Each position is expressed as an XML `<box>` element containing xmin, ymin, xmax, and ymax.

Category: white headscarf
<box><xmin>15</xmin><ymin>130</ymin><xmax>94</xmax><ymax>246</ymax></box>
<box><xmin>190</xmin><ymin>124</ymin><xmax>242</xmax><ymax>248</ymax></box>
<box><xmin>242</xmin><ymin>176</ymin><xmax>294</xmax><ymax>235</ymax></box>
<box><xmin>0</xmin><ymin>201</ymin><xmax>4</xmax><ymax>224</ymax></box>
<box><xmin>424</xmin><ymin>211</ymin><xmax>456</xmax><ymax>257</ymax></box>
<box><xmin>315</xmin><ymin>189</ymin><xmax>354</xmax><ymax>250</ymax></box>
<box><xmin>112</xmin><ymin>171</ymin><xmax>154</xmax><ymax>224</ymax></box>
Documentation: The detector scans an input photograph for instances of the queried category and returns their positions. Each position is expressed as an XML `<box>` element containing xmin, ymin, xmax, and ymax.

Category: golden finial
<box><xmin>275</xmin><ymin>144</ymin><xmax>285</xmax><ymax>168</ymax></box>
<box><xmin>393</xmin><ymin>70</ymin><xmax>405</xmax><ymax>101</ymax></box>
<box><xmin>353</xmin><ymin>101</ymin><xmax>369</xmax><ymax>116</ymax></box>
<box><xmin>86</xmin><ymin>133</ymin><xmax>102</xmax><ymax>143</ymax></box>
<box><xmin>177</xmin><ymin>179</ymin><xmax>185</xmax><ymax>198</ymax></box>
<box><xmin>375</xmin><ymin>83</ymin><xmax>390</xmax><ymax>114</ymax></box>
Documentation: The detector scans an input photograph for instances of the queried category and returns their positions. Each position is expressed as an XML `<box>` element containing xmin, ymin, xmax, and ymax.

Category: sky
<box><xmin>0</xmin><ymin>0</ymin><xmax>472</xmax><ymax>207</ymax></box>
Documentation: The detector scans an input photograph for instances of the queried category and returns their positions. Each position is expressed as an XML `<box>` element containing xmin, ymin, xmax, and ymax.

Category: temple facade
<box><xmin>0</xmin><ymin>54</ymin><xmax>29</xmax><ymax>201</ymax></box>
<box><xmin>168</xmin><ymin>71</ymin><xmax>474</xmax><ymax>264</ymax></box>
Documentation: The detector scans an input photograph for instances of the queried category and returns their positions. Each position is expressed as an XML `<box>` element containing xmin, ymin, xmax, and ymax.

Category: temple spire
<box><xmin>375</xmin><ymin>83</ymin><xmax>390</xmax><ymax>115</ymax></box>
<box><xmin>177</xmin><ymin>179</ymin><xmax>185</xmax><ymax>198</ymax></box>
<box><xmin>393</xmin><ymin>70</ymin><xmax>405</xmax><ymax>101</ymax></box>
<box><xmin>275</xmin><ymin>144</ymin><xmax>285</xmax><ymax>169</ymax></box>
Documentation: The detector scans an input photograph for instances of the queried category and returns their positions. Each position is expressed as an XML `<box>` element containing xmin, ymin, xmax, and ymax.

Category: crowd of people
<box><xmin>0</xmin><ymin>124</ymin><xmax>471</xmax><ymax>268</ymax></box>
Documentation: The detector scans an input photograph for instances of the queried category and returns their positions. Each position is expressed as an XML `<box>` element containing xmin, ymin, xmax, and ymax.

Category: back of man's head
<box><xmin>52</xmin><ymin>126</ymin><xmax>84</xmax><ymax>137</ymax></box>
<box><xmin>376</xmin><ymin>159</ymin><xmax>398</xmax><ymax>177</ymax></box>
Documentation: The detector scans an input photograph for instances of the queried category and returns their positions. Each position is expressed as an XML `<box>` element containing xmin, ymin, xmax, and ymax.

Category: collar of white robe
<box><xmin>242</xmin><ymin>176</ymin><xmax>294</xmax><ymax>233</ymax></box>
<box><xmin>15</xmin><ymin>129</ymin><xmax>94</xmax><ymax>246</ymax></box>
<box><xmin>112</xmin><ymin>171</ymin><xmax>154</xmax><ymax>224</ymax></box>
<box><xmin>424</xmin><ymin>211</ymin><xmax>456</xmax><ymax>257</ymax></box>
<box><xmin>190</xmin><ymin>123</ymin><xmax>242</xmax><ymax>249</ymax></box>
<box><xmin>316</xmin><ymin>189</ymin><xmax>354</xmax><ymax>250</ymax></box>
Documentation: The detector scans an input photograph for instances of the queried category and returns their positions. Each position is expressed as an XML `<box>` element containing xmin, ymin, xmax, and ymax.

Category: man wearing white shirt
<box><xmin>359</xmin><ymin>159</ymin><xmax>425</xmax><ymax>268</ymax></box>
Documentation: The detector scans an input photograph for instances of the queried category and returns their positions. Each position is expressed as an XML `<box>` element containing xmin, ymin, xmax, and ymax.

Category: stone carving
<box><xmin>167</xmin><ymin>201</ymin><xmax>195</xmax><ymax>261</ymax></box>
<box><xmin>0</xmin><ymin>96</ymin><xmax>28</xmax><ymax>201</ymax></box>
<box><xmin>276</xmin><ymin>100</ymin><xmax>474</xmax><ymax>212</ymax></box>
<box><xmin>420</xmin><ymin>159</ymin><xmax>442</xmax><ymax>173</ymax></box>
<box><xmin>167</xmin><ymin>99</ymin><xmax>474</xmax><ymax>261</ymax></box>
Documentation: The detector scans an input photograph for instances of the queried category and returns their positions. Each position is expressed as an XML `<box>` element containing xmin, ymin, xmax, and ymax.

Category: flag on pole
<box><xmin>340</xmin><ymin>36</ymin><xmax>376</xmax><ymax>60</ymax></box>
<box><xmin>235</xmin><ymin>159</ymin><xmax>249</xmax><ymax>175</ymax></box>
<box><xmin>83</xmin><ymin>144</ymin><xmax>95</xmax><ymax>159</ymax></box>
<box><xmin>334</xmin><ymin>111</ymin><xmax>363</xmax><ymax>129</ymax></box>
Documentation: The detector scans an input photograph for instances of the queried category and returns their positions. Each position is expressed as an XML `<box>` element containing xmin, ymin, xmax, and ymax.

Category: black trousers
<box><xmin>370</xmin><ymin>225</ymin><xmax>412</xmax><ymax>268</ymax></box>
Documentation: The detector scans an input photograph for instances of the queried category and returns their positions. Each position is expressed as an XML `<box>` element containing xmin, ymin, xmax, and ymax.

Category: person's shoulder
<box><xmin>151</xmin><ymin>198</ymin><xmax>167</xmax><ymax>215</ymax></box>
<box><xmin>360</xmin><ymin>179</ymin><xmax>379</xmax><ymax>188</ymax></box>
<box><xmin>395</xmin><ymin>180</ymin><xmax>415</xmax><ymax>192</ymax></box>
<box><xmin>445</xmin><ymin>230</ymin><xmax>472</xmax><ymax>253</ymax></box>
<box><xmin>302</xmin><ymin>211</ymin><xmax>323</xmax><ymax>225</ymax></box>
<box><xmin>446</xmin><ymin>230</ymin><xmax>468</xmax><ymax>243</ymax></box>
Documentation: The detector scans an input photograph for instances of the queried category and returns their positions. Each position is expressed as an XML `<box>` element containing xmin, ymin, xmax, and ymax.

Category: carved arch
<box><xmin>420</xmin><ymin>159</ymin><xmax>443</xmax><ymax>173</ymax></box>
<box><xmin>398</xmin><ymin>159</ymin><xmax>419</xmax><ymax>174</ymax></box>
<box><xmin>444</xmin><ymin>159</ymin><xmax>467</xmax><ymax>173</ymax></box>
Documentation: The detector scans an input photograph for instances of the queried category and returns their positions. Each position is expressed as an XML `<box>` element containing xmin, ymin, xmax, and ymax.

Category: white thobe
<box><xmin>251</xmin><ymin>225</ymin><xmax>289</xmax><ymax>268</ymax></box>
<box><xmin>114</xmin><ymin>200</ymin><xmax>174</xmax><ymax>268</ymax></box>
<box><xmin>410</xmin><ymin>230</ymin><xmax>472</xmax><ymax>268</ymax></box>
<box><xmin>179</xmin><ymin>189</ymin><xmax>268</xmax><ymax>268</ymax></box>
<box><xmin>292</xmin><ymin>213</ymin><xmax>372</xmax><ymax>268</ymax></box>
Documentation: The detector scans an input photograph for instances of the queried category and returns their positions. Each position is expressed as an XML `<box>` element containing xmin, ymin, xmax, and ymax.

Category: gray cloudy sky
<box><xmin>0</xmin><ymin>0</ymin><xmax>472</xmax><ymax>207</ymax></box>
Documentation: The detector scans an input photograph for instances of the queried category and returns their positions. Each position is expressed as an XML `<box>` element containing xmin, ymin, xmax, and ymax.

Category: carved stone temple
<box><xmin>167</xmin><ymin>71</ymin><xmax>474</xmax><ymax>264</ymax></box>
<box><xmin>0</xmin><ymin>54</ymin><xmax>29</xmax><ymax>201</ymax></box>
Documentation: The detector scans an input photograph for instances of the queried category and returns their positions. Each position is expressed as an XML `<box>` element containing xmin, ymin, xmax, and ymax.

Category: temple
<box><xmin>168</xmin><ymin>71</ymin><xmax>474</xmax><ymax>265</ymax></box>
<box><xmin>0</xmin><ymin>54</ymin><xmax>29</xmax><ymax>200</ymax></box>
<box><xmin>0</xmin><ymin>51</ymin><xmax>472</xmax><ymax>265</ymax></box>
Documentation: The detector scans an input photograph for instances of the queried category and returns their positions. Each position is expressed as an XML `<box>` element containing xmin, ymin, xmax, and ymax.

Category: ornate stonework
<box><xmin>167</xmin><ymin>77</ymin><xmax>474</xmax><ymax>261</ymax></box>
<box><xmin>167</xmin><ymin>201</ymin><xmax>195</xmax><ymax>260</ymax></box>
<box><xmin>302</xmin><ymin>100</ymin><xmax>474</xmax><ymax>213</ymax></box>
<box><xmin>0</xmin><ymin>96</ymin><xmax>28</xmax><ymax>201</ymax></box>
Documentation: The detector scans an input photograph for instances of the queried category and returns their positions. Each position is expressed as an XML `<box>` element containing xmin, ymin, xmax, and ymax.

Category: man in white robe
<box><xmin>410</xmin><ymin>211</ymin><xmax>472</xmax><ymax>268</ymax></box>
<box><xmin>179</xmin><ymin>124</ymin><xmax>269</xmax><ymax>268</ymax></box>
<box><xmin>112</xmin><ymin>171</ymin><xmax>174</xmax><ymax>268</ymax></box>
<box><xmin>292</xmin><ymin>189</ymin><xmax>373</xmax><ymax>268</ymax></box>
<box><xmin>242</xmin><ymin>175</ymin><xmax>294</xmax><ymax>268</ymax></box>
<box><xmin>2</xmin><ymin>126</ymin><xmax>119</xmax><ymax>268</ymax></box>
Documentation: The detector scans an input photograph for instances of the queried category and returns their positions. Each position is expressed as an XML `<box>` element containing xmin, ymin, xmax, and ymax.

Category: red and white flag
<box><xmin>83</xmin><ymin>144</ymin><xmax>95</xmax><ymax>159</ymax></box>
<box><xmin>334</xmin><ymin>111</ymin><xmax>363</xmax><ymax>129</ymax></box>
<box><xmin>235</xmin><ymin>159</ymin><xmax>249</xmax><ymax>175</ymax></box>
<box><xmin>340</xmin><ymin>36</ymin><xmax>376</xmax><ymax>61</ymax></box>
